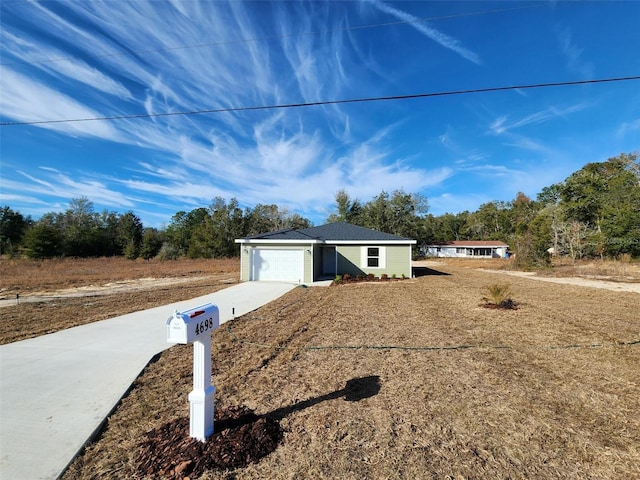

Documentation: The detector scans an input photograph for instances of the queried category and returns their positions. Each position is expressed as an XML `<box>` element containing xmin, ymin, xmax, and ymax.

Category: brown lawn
<box><xmin>50</xmin><ymin>260</ymin><xmax>640</xmax><ymax>479</ymax></box>
<box><xmin>0</xmin><ymin>257</ymin><xmax>239</xmax><ymax>344</ymax></box>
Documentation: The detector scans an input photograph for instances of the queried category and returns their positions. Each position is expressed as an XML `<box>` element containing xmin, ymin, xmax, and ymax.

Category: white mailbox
<box><xmin>166</xmin><ymin>302</ymin><xmax>220</xmax><ymax>442</ymax></box>
<box><xmin>167</xmin><ymin>303</ymin><xmax>219</xmax><ymax>344</ymax></box>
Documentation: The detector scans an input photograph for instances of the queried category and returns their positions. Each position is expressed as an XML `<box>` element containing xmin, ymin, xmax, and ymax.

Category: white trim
<box><xmin>425</xmin><ymin>243</ymin><xmax>508</xmax><ymax>248</ymax></box>
<box><xmin>361</xmin><ymin>245</ymin><xmax>386</xmax><ymax>269</ymax></box>
<box><xmin>236</xmin><ymin>239</ymin><xmax>320</xmax><ymax>244</ymax></box>
<box><xmin>236</xmin><ymin>239</ymin><xmax>415</xmax><ymax>245</ymax></box>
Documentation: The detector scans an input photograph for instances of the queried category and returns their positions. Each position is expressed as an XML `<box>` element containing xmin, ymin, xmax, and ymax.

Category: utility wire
<box><xmin>0</xmin><ymin>3</ymin><xmax>546</xmax><ymax>67</ymax></box>
<box><xmin>2</xmin><ymin>75</ymin><xmax>639</xmax><ymax>127</ymax></box>
<box><xmin>225</xmin><ymin>323</ymin><xmax>640</xmax><ymax>352</ymax></box>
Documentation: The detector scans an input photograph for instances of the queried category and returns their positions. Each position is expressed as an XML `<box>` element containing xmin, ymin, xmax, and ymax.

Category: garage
<box><xmin>250</xmin><ymin>248</ymin><xmax>304</xmax><ymax>282</ymax></box>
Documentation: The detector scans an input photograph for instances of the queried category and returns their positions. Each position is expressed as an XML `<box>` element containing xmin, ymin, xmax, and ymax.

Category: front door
<box><xmin>321</xmin><ymin>246</ymin><xmax>337</xmax><ymax>277</ymax></box>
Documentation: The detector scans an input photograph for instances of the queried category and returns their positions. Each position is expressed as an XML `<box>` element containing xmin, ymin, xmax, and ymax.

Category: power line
<box><xmin>2</xmin><ymin>75</ymin><xmax>639</xmax><ymax>127</ymax></box>
<box><xmin>0</xmin><ymin>3</ymin><xmax>546</xmax><ymax>67</ymax></box>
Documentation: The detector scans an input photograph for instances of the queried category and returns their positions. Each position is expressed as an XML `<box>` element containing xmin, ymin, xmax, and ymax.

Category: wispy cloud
<box><xmin>368</xmin><ymin>0</ymin><xmax>481</xmax><ymax>65</ymax></box>
<box><xmin>616</xmin><ymin>118</ymin><xmax>640</xmax><ymax>139</ymax></box>
<box><xmin>1</xmin><ymin>32</ymin><xmax>133</xmax><ymax>101</ymax></box>
<box><xmin>2</xmin><ymin>0</ymin><xmax>632</xmax><ymax>227</ymax></box>
<box><xmin>0</xmin><ymin>69</ymin><xmax>122</xmax><ymax>139</ymax></box>
<box><xmin>556</xmin><ymin>26</ymin><xmax>594</xmax><ymax>78</ymax></box>
<box><xmin>12</xmin><ymin>168</ymin><xmax>136</xmax><ymax>208</ymax></box>
<box><xmin>130</xmin><ymin>119</ymin><xmax>452</xmax><ymax>217</ymax></box>
<box><xmin>489</xmin><ymin>103</ymin><xmax>589</xmax><ymax>135</ymax></box>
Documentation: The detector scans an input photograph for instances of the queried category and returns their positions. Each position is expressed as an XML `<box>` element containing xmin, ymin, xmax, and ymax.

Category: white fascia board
<box><xmin>329</xmin><ymin>240</ymin><xmax>417</xmax><ymax>245</ymax></box>
<box><xmin>236</xmin><ymin>238</ymin><xmax>416</xmax><ymax>245</ymax></box>
<box><xmin>235</xmin><ymin>239</ymin><xmax>321</xmax><ymax>244</ymax></box>
<box><xmin>427</xmin><ymin>243</ymin><xmax>507</xmax><ymax>247</ymax></box>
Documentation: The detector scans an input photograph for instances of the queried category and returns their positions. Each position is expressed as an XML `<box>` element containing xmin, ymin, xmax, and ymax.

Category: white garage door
<box><xmin>250</xmin><ymin>249</ymin><xmax>304</xmax><ymax>282</ymax></box>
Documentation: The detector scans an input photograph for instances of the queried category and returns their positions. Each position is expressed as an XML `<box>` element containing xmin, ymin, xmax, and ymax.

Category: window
<box><xmin>367</xmin><ymin>247</ymin><xmax>379</xmax><ymax>267</ymax></box>
<box><xmin>361</xmin><ymin>246</ymin><xmax>386</xmax><ymax>269</ymax></box>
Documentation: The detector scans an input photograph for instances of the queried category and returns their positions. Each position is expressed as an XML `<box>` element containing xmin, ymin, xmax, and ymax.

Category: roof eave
<box><xmin>235</xmin><ymin>239</ymin><xmax>322</xmax><ymax>244</ymax></box>
<box><xmin>329</xmin><ymin>240</ymin><xmax>417</xmax><ymax>245</ymax></box>
<box><xmin>236</xmin><ymin>238</ymin><xmax>415</xmax><ymax>245</ymax></box>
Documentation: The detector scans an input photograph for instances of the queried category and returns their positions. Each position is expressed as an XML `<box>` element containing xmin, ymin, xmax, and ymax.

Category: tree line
<box><xmin>1</xmin><ymin>153</ymin><xmax>638</xmax><ymax>264</ymax></box>
<box><xmin>0</xmin><ymin>197</ymin><xmax>311</xmax><ymax>260</ymax></box>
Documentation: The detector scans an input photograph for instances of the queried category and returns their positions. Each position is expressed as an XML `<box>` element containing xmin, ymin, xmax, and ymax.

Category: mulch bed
<box><xmin>136</xmin><ymin>406</ymin><xmax>282</xmax><ymax>479</ymax></box>
<box><xmin>480</xmin><ymin>298</ymin><xmax>519</xmax><ymax>310</ymax></box>
<box><xmin>331</xmin><ymin>274</ymin><xmax>407</xmax><ymax>285</ymax></box>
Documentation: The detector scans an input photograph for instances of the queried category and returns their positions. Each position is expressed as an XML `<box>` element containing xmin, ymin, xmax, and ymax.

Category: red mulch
<box><xmin>136</xmin><ymin>406</ymin><xmax>282</xmax><ymax>479</ymax></box>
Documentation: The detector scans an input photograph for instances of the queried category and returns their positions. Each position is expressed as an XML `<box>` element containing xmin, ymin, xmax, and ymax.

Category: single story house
<box><xmin>424</xmin><ymin>240</ymin><xmax>509</xmax><ymax>258</ymax></box>
<box><xmin>235</xmin><ymin>221</ymin><xmax>416</xmax><ymax>283</ymax></box>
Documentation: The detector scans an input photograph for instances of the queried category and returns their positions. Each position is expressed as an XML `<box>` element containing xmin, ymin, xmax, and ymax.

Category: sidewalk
<box><xmin>0</xmin><ymin>282</ymin><xmax>298</xmax><ymax>480</ymax></box>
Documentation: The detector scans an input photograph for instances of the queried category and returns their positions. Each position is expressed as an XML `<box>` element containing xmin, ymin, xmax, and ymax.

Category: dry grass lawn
<box><xmin>57</xmin><ymin>262</ymin><xmax>639</xmax><ymax>479</ymax></box>
<box><xmin>0</xmin><ymin>257</ymin><xmax>239</xmax><ymax>344</ymax></box>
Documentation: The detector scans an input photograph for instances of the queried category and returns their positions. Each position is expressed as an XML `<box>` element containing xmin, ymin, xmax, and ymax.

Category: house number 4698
<box><xmin>194</xmin><ymin>318</ymin><xmax>214</xmax><ymax>335</ymax></box>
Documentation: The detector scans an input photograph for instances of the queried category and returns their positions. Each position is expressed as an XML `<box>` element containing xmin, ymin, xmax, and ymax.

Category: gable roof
<box><xmin>427</xmin><ymin>240</ymin><xmax>509</xmax><ymax>247</ymax></box>
<box><xmin>236</xmin><ymin>221</ymin><xmax>416</xmax><ymax>244</ymax></box>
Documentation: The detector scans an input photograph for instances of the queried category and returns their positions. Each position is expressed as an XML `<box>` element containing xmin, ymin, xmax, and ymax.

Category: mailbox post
<box><xmin>166</xmin><ymin>303</ymin><xmax>219</xmax><ymax>442</ymax></box>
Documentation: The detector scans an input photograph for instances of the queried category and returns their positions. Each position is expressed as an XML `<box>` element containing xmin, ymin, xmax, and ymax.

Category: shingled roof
<box><xmin>239</xmin><ymin>221</ymin><xmax>415</xmax><ymax>243</ymax></box>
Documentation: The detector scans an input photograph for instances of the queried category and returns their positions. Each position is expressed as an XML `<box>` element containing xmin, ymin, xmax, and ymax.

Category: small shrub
<box><xmin>381</xmin><ymin>273</ymin><xmax>389</xmax><ymax>281</ymax></box>
<box><xmin>157</xmin><ymin>243</ymin><xmax>181</xmax><ymax>260</ymax></box>
<box><xmin>356</xmin><ymin>274</ymin><xmax>365</xmax><ymax>282</ymax></box>
<box><xmin>618</xmin><ymin>253</ymin><xmax>632</xmax><ymax>263</ymax></box>
<box><xmin>391</xmin><ymin>273</ymin><xmax>397</xmax><ymax>279</ymax></box>
<box><xmin>333</xmin><ymin>274</ymin><xmax>342</xmax><ymax>285</ymax></box>
<box><xmin>343</xmin><ymin>273</ymin><xmax>351</xmax><ymax>282</ymax></box>
<box><xmin>401</xmin><ymin>273</ymin><xmax>407</xmax><ymax>279</ymax></box>
<box><xmin>366</xmin><ymin>273</ymin><xmax>375</xmax><ymax>281</ymax></box>
<box><xmin>482</xmin><ymin>283</ymin><xmax>517</xmax><ymax>309</ymax></box>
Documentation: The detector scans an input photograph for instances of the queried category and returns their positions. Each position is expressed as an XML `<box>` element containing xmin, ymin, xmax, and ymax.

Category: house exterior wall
<box><xmin>240</xmin><ymin>243</ymin><xmax>313</xmax><ymax>283</ymax></box>
<box><xmin>426</xmin><ymin>246</ymin><xmax>507</xmax><ymax>258</ymax></box>
<box><xmin>336</xmin><ymin>244</ymin><xmax>411</xmax><ymax>278</ymax></box>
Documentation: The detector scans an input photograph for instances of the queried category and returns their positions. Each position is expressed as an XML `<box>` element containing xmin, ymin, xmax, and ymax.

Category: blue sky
<box><xmin>1</xmin><ymin>1</ymin><xmax>639</xmax><ymax>228</ymax></box>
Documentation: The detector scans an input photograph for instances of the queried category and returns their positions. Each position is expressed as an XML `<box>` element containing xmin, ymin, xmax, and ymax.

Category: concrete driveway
<box><xmin>0</xmin><ymin>281</ymin><xmax>298</xmax><ymax>480</ymax></box>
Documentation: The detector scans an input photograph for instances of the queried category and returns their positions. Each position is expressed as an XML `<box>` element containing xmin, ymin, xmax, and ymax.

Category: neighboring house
<box><xmin>235</xmin><ymin>221</ymin><xmax>416</xmax><ymax>283</ymax></box>
<box><xmin>424</xmin><ymin>240</ymin><xmax>509</xmax><ymax>258</ymax></box>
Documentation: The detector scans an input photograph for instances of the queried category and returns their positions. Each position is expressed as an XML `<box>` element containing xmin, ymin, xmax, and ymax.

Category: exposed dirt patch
<box><xmin>0</xmin><ymin>256</ymin><xmax>238</xmax><ymax>297</ymax></box>
<box><xmin>481</xmin><ymin>269</ymin><xmax>640</xmax><ymax>294</ymax></box>
<box><xmin>0</xmin><ymin>276</ymin><xmax>237</xmax><ymax>308</ymax></box>
<box><xmin>414</xmin><ymin>259</ymin><xmax>640</xmax><ymax>294</ymax></box>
